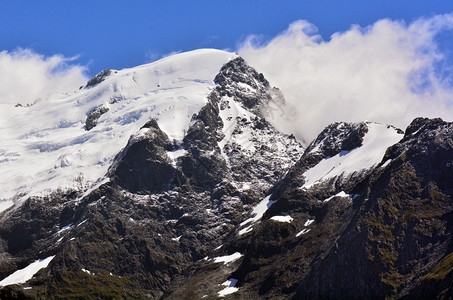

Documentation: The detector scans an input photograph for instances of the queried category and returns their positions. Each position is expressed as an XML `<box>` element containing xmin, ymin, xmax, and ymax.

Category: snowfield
<box><xmin>0</xmin><ymin>49</ymin><xmax>237</xmax><ymax>210</ymax></box>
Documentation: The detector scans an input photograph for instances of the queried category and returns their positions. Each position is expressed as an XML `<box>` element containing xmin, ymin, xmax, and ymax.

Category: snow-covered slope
<box><xmin>301</xmin><ymin>122</ymin><xmax>403</xmax><ymax>189</ymax></box>
<box><xmin>0</xmin><ymin>49</ymin><xmax>237</xmax><ymax>210</ymax></box>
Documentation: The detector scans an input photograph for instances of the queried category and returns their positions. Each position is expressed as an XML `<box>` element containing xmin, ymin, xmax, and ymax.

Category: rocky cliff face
<box><xmin>0</xmin><ymin>52</ymin><xmax>452</xmax><ymax>300</ymax></box>
<box><xmin>224</xmin><ymin>117</ymin><xmax>453</xmax><ymax>299</ymax></box>
<box><xmin>295</xmin><ymin>117</ymin><xmax>453</xmax><ymax>299</ymax></box>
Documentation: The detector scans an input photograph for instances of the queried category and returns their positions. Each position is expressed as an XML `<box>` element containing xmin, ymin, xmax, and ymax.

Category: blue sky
<box><xmin>2</xmin><ymin>1</ymin><xmax>453</xmax><ymax>74</ymax></box>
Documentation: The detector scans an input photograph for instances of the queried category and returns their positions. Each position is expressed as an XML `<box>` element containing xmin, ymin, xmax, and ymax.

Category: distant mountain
<box><xmin>0</xmin><ymin>49</ymin><xmax>452</xmax><ymax>299</ymax></box>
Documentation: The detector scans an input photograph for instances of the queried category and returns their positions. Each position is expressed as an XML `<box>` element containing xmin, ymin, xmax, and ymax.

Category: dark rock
<box><xmin>84</xmin><ymin>69</ymin><xmax>116</xmax><ymax>88</ymax></box>
<box><xmin>304</xmin><ymin>121</ymin><xmax>369</xmax><ymax>157</ymax></box>
<box><xmin>214</xmin><ymin>57</ymin><xmax>271</xmax><ymax>114</ymax></box>
<box><xmin>110</xmin><ymin>119</ymin><xmax>185</xmax><ymax>193</ymax></box>
<box><xmin>84</xmin><ymin>106</ymin><xmax>109</xmax><ymax>131</ymax></box>
<box><xmin>294</xmin><ymin>118</ymin><xmax>453</xmax><ymax>299</ymax></box>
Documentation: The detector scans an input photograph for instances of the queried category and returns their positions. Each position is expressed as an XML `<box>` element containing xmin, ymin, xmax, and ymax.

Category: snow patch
<box><xmin>171</xmin><ymin>235</ymin><xmax>182</xmax><ymax>242</ymax></box>
<box><xmin>59</xmin><ymin>223</ymin><xmax>73</xmax><ymax>231</ymax></box>
<box><xmin>270</xmin><ymin>215</ymin><xmax>293</xmax><ymax>223</ymax></box>
<box><xmin>239</xmin><ymin>195</ymin><xmax>276</xmax><ymax>235</ymax></box>
<box><xmin>304</xmin><ymin>219</ymin><xmax>315</xmax><ymax>227</ymax></box>
<box><xmin>0</xmin><ymin>255</ymin><xmax>55</xmax><ymax>286</ymax></box>
<box><xmin>213</xmin><ymin>252</ymin><xmax>243</xmax><ymax>265</ymax></box>
<box><xmin>167</xmin><ymin>148</ymin><xmax>187</xmax><ymax>167</ymax></box>
<box><xmin>56</xmin><ymin>221</ymin><xmax>77</xmax><ymax>244</ymax></box>
<box><xmin>77</xmin><ymin>219</ymin><xmax>88</xmax><ymax>227</ymax></box>
<box><xmin>296</xmin><ymin>228</ymin><xmax>311</xmax><ymax>237</ymax></box>
<box><xmin>81</xmin><ymin>269</ymin><xmax>94</xmax><ymax>276</ymax></box>
<box><xmin>218</xmin><ymin>278</ymin><xmax>239</xmax><ymax>297</ymax></box>
<box><xmin>381</xmin><ymin>159</ymin><xmax>392</xmax><ymax>168</ymax></box>
<box><xmin>218</xmin><ymin>97</ymin><xmax>256</xmax><ymax>154</ymax></box>
<box><xmin>323</xmin><ymin>191</ymin><xmax>359</xmax><ymax>203</ymax></box>
<box><xmin>240</xmin><ymin>183</ymin><xmax>250</xmax><ymax>190</ymax></box>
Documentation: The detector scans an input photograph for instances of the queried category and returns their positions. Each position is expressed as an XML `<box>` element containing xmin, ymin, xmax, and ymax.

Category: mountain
<box><xmin>0</xmin><ymin>49</ymin><xmax>452</xmax><ymax>299</ymax></box>
<box><xmin>227</xmin><ymin>118</ymin><xmax>453</xmax><ymax>299</ymax></box>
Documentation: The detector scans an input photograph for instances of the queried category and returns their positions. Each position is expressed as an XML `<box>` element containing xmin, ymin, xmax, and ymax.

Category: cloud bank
<box><xmin>0</xmin><ymin>49</ymin><xmax>88</xmax><ymax>105</ymax></box>
<box><xmin>239</xmin><ymin>14</ymin><xmax>453</xmax><ymax>145</ymax></box>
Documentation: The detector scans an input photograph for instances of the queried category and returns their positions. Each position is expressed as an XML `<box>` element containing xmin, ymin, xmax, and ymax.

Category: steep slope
<box><xmin>201</xmin><ymin>121</ymin><xmax>404</xmax><ymax>298</ymax></box>
<box><xmin>210</xmin><ymin>118</ymin><xmax>453</xmax><ymax>299</ymax></box>
<box><xmin>299</xmin><ymin>117</ymin><xmax>453</xmax><ymax>299</ymax></box>
<box><xmin>0</xmin><ymin>51</ymin><xmax>303</xmax><ymax>299</ymax></box>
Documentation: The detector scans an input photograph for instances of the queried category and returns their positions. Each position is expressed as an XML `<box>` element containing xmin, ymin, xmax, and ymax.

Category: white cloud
<box><xmin>0</xmin><ymin>49</ymin><xmax>88</xmax><ymax>105</ymax></box>
<box><xmin>239</xmin><ymin>15</ymin><xmax>453</xmax><ymax>145</ymax></box>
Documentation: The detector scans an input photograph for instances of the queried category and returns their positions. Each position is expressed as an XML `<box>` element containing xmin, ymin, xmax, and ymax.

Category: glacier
<box><xmin>0</xmin><ymin>49</ymin><xmax>237</xmax><ymax>210</ymax></box>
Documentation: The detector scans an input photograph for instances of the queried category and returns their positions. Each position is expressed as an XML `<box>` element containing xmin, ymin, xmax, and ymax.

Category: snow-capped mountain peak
<box><xmin>0</xmin><ymin>49</ymin><xmax>237</xmax><ymax>208</ymax></box>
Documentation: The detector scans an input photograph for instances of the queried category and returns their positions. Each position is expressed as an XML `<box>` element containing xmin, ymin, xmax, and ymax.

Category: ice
<box><xmin>0</xmin><ymin>255</ymin><xmax>55</xmax><ymax>286</ymax></box>
<box><xmin>213</xmin><ymin>252</ymin><xmax>243</xmax><ymax>265</ymax></box>
<box><xmin>302</xmin><ymin>123</ymin><xmax>402</xmax><ymax>189</ymax></box>
<box><xmin>270</xmin><ymin>215</ymin><xmax>293</xmax><ymax>223</ymax></box>
<box><xmin>218</xmin><ymin>278</ymin><xmax>239</xmax><ymax>297</ymax></box>
<box><xmin>0</xmin><ymin>49</ymin><xmax>237</xmax><ymax>209</ymax></box>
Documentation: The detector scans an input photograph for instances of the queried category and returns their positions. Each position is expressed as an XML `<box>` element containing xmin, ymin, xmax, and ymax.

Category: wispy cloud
<box><xmin>145</xmin><ymin>50</ymin><xmax>184</xmax><ymax>64</ymax></box>
<box><xmin>239</xmin><ymin>14</ymin><xmax>453</xmax><ymax>144</ymax></box>
<box><xmin>0</xmin><ymin>48</ymin><xmax>88</xmax><ymax>105</ymax></box>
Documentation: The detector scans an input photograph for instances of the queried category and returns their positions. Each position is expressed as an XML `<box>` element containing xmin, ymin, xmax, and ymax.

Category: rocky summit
<box><xmin>0</xmin><ymin>50</ymin><xmax>452</xmax><ymax>299</ymax></box>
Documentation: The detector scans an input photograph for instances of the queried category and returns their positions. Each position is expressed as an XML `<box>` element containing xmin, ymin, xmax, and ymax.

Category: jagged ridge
<box><xmin>0</xmin><ymin>50</ymin><xmax>452</xmax><ymax>300</ymax></box>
